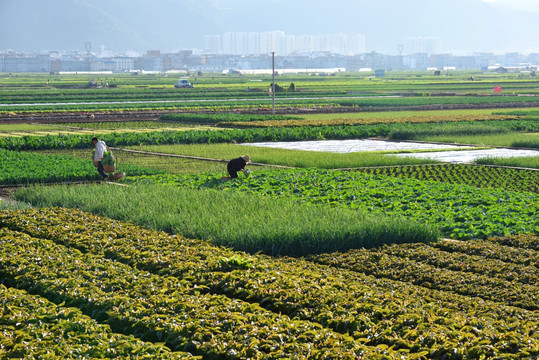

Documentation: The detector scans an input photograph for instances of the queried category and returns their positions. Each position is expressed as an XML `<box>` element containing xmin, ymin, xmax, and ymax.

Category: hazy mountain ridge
<box><xmin>0</xmin><ymin>0</ymin><xmax>537</xmax><ymax>53</ymax></box>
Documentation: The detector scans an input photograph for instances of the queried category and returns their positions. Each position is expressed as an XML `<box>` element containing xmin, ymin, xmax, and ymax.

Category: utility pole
<box><xmin>272</xmin><ymin>51</ymin><xmax>275</xmax><ymax>115</ymax></box>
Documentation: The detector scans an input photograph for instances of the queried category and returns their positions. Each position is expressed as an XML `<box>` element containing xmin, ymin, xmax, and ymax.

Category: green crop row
<box><xmin>58</xmin><ymin>120</ymin><xmax>211</xmax><ymax>130</ymax></box>
<box><xmin>1</xmin><ymin>119</ymin><xmax>537</xmax><ymax>151</ymax></box>
<box><xmin>36</xmin><ymin>148</ymin><xmax>234</xmax><ymax>174</ymax></box>
<box><xmin>0</xmin><ymin>284</ymin><xmax>193</xmax><ymax>359</ymax></box>
<box><xmin>2</xmin><ymin>207</ymin><xmax>538</xmax><ymax>358</ymax></box>
<box><xmin>0</xmin><ymin>101</ymin><xmax>279</xmax><ymax>114</ymax></box>
<box><xmin>355</xmin><ymin>164</ymin><xmax>539</xmax><ymax>193</ymax></box>
<box><xmin>386</xmin><ymin>121</ymin><xmax>539</xmax><ymax>141</ymax></box>
<box><xmin>0</xmin><ymin>89</ymin><xmax>270</xmax><ymax>104</ymax></box>
<box><xmin>1</xmin><ymin>71</ymin><xmax>535</xmax><ymax>90</ymax></box>
<box><xmin>159</xmin><ymin>112</ymin><xmax>302</xmax><ymax>124</ymax></box>
<box><xmin>0</xmin><ymin>149</ymin><xmax>164</xmax><ymax>185</ymax></box>
<box><xmin>1</xmin><ymin>94</ymin><xmax>538</xmax><ymax>114</ymax></box>
<box><xmin>223</xmin><ymin>114</ymin><xmax>520</xmax><ymax>128</ymax></box>
<box><xmin>0</xmin><ymin>227</ymin><xmax>373</xmax><ymax>359</ymax></box>
<box><xmin>122</xmin><ymin>169</ymin><xmax>539</xmax><ymax>240</ymax></box>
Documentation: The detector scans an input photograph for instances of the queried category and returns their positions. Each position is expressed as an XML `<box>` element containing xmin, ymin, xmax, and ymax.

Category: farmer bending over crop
<box><xmin>92</xmin><ymin>137</ymin><xmax>108</xmax><ymax>181</ymax></box>
<box><xmin>226</xmin><ymin>155</ymin><xmax>250</xmax><ymax>180</ymax></box>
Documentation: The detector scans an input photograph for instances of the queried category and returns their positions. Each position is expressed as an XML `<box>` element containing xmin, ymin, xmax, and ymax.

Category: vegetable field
<box><xmin>355</xmin><ymin>163</ymin><xmax>539</xmax><ymax>193</ymax></box>
<box><xmin>1</xmin><ymin>207</ymin><xmax>538</xmax><ymax>359</ymax></box>
<box><xmin>1</xmin><ymin>71</ymin><xmax>538</xmax><ymax>359</ymax></box>
<box><xmin>116</xmin><ymin>169</ymin><xmax>538</xmax><ymax>241</ymax></box>
<box><xmin>0</xmin><ymin>148</ymin><xmax>163</xmax><ymax>185</ymax></box>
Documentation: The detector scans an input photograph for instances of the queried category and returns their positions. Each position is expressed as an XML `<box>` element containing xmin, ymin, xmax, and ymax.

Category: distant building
<box><xmin>113</xmin><ymin>57</ymin><xmax>135</xmax><ymax>72</ymax></box>
<box><xmin>214</xmin><ymin>31</ymin><xmax>365</xmax><ymax>56</ymax></box>
<box><xmin>402</xmin><ymin>37</ymin><xmax>441</xmax><ymax>55</ymax></box>
<box><xmin>1</xmin><ymin>48</ymin><xmax>537</xmax><ymax>73</ymax></box>
<box><xmin>1</xmin><ymin>52</ymin><xmax>50</xmax><ymax>72</ymax></box>
<box><xmin>204</xmin><ymin>34</ymin><xmax>221</xmax><ymax>54</ymax></box>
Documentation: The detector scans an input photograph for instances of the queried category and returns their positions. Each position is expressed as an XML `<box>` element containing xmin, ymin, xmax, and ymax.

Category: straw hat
<box><xmin>242</xmin><ymin>155</ymin><xmax>250</xmax><ymax>163</ymax></box>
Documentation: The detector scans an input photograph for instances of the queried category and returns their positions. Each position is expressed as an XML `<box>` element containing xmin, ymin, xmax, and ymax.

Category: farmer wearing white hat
<box><xmin>227</xmin><ymin>155</ymin><xmax>250</xmax><ymax>179</ymax></box>
<box><xmin>92</xmin><ymin>136</ymin><xmax>108</xmax><ymax>181</ymax></box>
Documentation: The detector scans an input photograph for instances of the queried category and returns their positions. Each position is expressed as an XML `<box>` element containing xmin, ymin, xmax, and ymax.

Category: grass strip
<box><xmin>474</xmin><ymin>155</ymin><xmax>539</xmax><ymax>169</ymax></box>
<box><xmin>225</xmin><ymin>114</ymin><xmax>520</xmax><ymax>128</ymax></box>
<box><xmin>159</xmin><ymin>113</ymin><xmax>301</xmax><ymax>124</ymax></box>
<box><xmin>36</xmin><ymin>148</ymin><xmax>232</xmax><ymax>174</ymax></box>
<box><xmin>417</xmin><ymin>133</ymin><xmax>539</xmax><ymax>149</ymax></box>
<box><xmin>129</xmin><ymin>143</ymin><xmax>437</xmax><ymax>169</ymax></box>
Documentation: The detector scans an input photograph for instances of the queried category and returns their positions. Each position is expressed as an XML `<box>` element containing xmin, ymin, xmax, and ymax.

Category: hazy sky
<box><xmin>1</xmin><ymin>0</ymin><xmax>538</xmax><ymax>54</ymax></box>
<box><xmin>481</xmin><ymin>0</ymin><xmax>539</xmax><ymax>12</ymax></box>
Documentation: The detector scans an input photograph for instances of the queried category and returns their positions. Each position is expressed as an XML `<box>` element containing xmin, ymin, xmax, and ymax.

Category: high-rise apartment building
<box><xmin>402</xmin><ymin>37</ymin><xmax>441</xmax><ymax>55</ymax></box>
<box><xmin>206</xmin><ymin>31</ymin><xmax>366</xmax><ymax>56</ymax></box>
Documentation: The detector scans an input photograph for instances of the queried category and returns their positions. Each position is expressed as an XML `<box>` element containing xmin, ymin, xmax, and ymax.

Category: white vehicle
<box><xmin>174</xmin><ymin>79</ymin><xmax>194</xmax><ymax>88</ymax></box>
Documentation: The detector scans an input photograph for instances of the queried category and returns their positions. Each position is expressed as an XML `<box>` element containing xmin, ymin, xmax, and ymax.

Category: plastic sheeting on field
<box><xmin>241</xmin><ymin>139</ymin><xmax>538</xmax><ymax>163</ymax></box>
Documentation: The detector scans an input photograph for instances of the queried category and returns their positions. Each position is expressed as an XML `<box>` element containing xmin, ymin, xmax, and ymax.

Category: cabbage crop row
<box><xmin>0</xmin><ymin>284</ymin><xmax>192</xmax><ymax>359</ymax></box>
<box><xmin>0</xmin><ymin>223</ymin><xmax>381</xmax><ymax>359</ymax></box>
<box><xmin>1</xmin><ymin>207</ymin><xmax>537</xmax><ymax>359</ymax></box>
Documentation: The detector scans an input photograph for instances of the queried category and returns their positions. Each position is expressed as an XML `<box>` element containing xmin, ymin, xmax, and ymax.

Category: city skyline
<box><xmin>2</xmin><ymin>46</ymin><xmax>537</xmax><ymax>74</ymax></box>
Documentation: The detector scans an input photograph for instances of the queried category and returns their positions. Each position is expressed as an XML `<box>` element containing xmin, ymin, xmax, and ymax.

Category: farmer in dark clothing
<box><xmin>227</xmin><ymin>155</ymin><xmax>250</xmax><ymax>179</ymax></box>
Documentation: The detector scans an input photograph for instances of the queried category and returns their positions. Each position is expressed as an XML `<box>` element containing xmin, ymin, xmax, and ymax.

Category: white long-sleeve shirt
<box><xmin>94</xmin><ymin>140</ymin><xmax>107</xmax><ymax>161</ymax></box>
